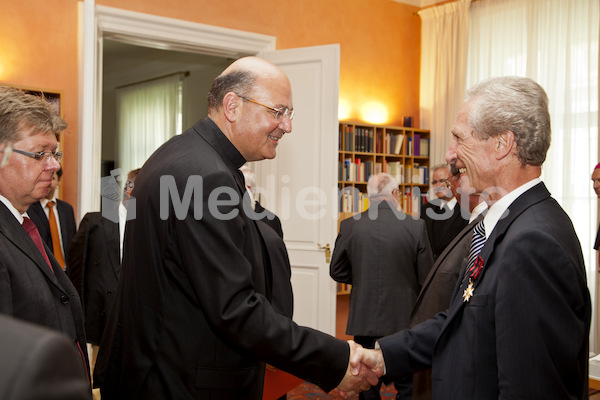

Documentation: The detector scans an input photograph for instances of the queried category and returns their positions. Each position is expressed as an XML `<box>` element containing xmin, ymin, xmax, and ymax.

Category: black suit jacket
<box><xmin>254</xmin><ymin>201</ymin><xmax>284</xmax><ymax>238</ymax></box>
<box><xmin>379</xmin><ymin>183</ymin><xmax>591</xmax><ymax>399</ymax></box>
<box><xmin>409</xmin><ymin>215</ymin><xmax>482</xmax><ymax>400</ymax></box>
<box><xmin>330</xmin><ymin>201</ymin><xmax>433</xmax><ymax>337</ymax></box>
<box><xmin>94</xmin><ymin>118</ymin><xmax>348</xmax><ymax>400</ymax></box>
<box><xmin>27</xmin><ymin>200</ymin><xmax>77</xmax><ymax>263</ymax></box>
<box><xmin>421</xmin><ymin>199</ymin><xmax>469</xmax><ymax>260</ymax></box>
<box><xmin>67</xmin><ymin>212</ymin><xmax>120</xmax><ymax>345</ymax></box>
<box><xmin>256</xmin><ymin>220</ymin><xmax>293</xmax><ymax>318</ymax></box>
<box><xmin>0</xmin><ymin>314</ymin><xmax>90</xmax><ymax>400</ymax></box>
<box><xmin>0</xmin><ymin>202</ymin><xmax>89</xmax><ymax>380</ymax></box>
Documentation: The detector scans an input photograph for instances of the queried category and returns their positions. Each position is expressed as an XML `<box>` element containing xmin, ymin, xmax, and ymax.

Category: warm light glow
<box><xmin>360</xmin><ymin>101</ymin><xmax>388</xmax><ymax>124</ymax></box>
<box><xmin>338</xmin><ymin>98</ymin><xmax>351</xmax><ymax>120</ymax></box>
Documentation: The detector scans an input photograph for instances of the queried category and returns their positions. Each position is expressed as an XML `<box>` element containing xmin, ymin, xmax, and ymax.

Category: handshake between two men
<box><xmin>335</xmin><ymin>340</ymin><xmax>386</xmax><ymax>397</ymax></box>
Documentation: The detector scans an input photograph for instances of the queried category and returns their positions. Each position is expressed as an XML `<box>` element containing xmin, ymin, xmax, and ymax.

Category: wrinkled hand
<box><xmin>350</xmin><ymin>342</ymin><xmax>385</xmax><ymax>378</ymax></box>
<box><xmin>334</xmin><ymin>340</ymin><xmax>383</xmax><ymax>397</ymax></box>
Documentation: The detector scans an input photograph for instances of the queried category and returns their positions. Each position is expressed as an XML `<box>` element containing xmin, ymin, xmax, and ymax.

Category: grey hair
<box><xmin>465</xmin><ymin>76</ymin><xmax>551</xmax><ymax>166</ymax></box>
<box><xmin>431</xmin><ymin>163</ymin><xmax>450</xmax><ymax>173</ymax></box>
<box><xmin>207</xmin><ymin>69</ymin><xmax>256</xmax><ymax>113</ymax></box>
<box><xmin>367</xmin><ymin>173</ymin><xmax>398</xmax><ymax>198</ymax></box>
<box><xmin>0</xmin><ymin>86</ymin><xmax>66</xmax><ymax>144</ymax></box>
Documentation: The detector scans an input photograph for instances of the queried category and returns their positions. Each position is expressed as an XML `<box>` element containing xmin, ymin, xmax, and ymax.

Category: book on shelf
<box><xmin>339</xmin><ymin>188</ymin><xmax>369</xmax><ymax>213</ymax></box>
<box><xmin>414</xmin><ymin>134</ymin><xmax>421</xmax><ymax>156</ymax></box>
<box><xmin>420</xmin><ymin>138</ymin><xmax>430</xmax><ymax>157</ymax></box>
<box><xmin>393</xmin><ymin>134</ymin><xmax>404</xmax><ymax>154</ymax></box>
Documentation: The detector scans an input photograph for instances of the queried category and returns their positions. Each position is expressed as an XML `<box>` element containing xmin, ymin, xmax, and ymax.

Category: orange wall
<box><xmin>0</xmin><ymin>0</ymin><xmax>421</xmax><ymax>210</ymax></box>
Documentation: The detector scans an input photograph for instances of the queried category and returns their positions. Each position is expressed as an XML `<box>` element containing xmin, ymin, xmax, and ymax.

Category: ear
<box><xmin>495</xmin><ymin>130</ymin><xmax>515</xmax><ymax>160</ymax></box>
<box><xmin>222</xmin><ymin>92</ymin><xmax>240</xmax><ymax>123</ymax></box>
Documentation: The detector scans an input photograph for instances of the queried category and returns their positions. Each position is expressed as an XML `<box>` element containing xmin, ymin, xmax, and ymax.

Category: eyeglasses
<box><xmin>12</xmin><ymin>148</ymin><xmax>63</xmax><ymax>163</ymax></box>
<box><xmin>431</xmin><ymin>179</ymin><xmax>451</xmax><ymax>186</ymax></box>
<box><xmin>238</xmin><ymin>95</ymin><xmax>295</xmax><ymax>121</ymax></box>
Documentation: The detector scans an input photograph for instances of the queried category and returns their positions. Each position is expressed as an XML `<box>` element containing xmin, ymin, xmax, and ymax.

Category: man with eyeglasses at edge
<box><xmin>421</xmin><ymin>164</ymin><xmax>469</xmax><ymax>261</ymax></box>
<box><xmin>0</xmin><ymin>87</ymin><xmax>91</xmax><ymax>388</ymax></box>
<box><xmin>93</xmin><ymin>56</ymin><xmax>379</xmax><ymax>400</ymax></box>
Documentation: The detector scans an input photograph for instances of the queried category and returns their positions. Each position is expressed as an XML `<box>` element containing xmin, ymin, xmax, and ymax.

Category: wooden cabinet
<box><xmin>335</xmin><ymin>121</ymin><xmax>431</xmax><ymax>294</ymax></box>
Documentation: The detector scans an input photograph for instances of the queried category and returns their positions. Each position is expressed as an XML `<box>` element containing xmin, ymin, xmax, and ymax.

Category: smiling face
<box><xmin>446</xmin><ymin>101</ymin><xmax>496</xmax><ymax>195</ymax></box>
<box><xmin>232</xmin><ymin>74</ymin><xmax>293</xmax><ymax>161</ymax></box>
<box><xmin>0</xmin><ymin>128</ymin><xmax>60</xmax><ymax>213</ymax></box>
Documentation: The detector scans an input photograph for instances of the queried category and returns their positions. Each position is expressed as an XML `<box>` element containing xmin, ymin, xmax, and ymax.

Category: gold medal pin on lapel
<box><xmin>463</xmin><ymin>280</ymin><xmax>475</xmax><ymax>302</ymax></box>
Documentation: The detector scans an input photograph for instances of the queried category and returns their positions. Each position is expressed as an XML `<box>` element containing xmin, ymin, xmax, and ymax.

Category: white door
<box><xmin>258</xmin><ymin>45</ymin><xmax>340</xmax><ymax>335</ymax></box>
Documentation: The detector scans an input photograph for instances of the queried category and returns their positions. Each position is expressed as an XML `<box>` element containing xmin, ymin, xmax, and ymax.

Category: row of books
<box><xmin>340</xmin><ymin>126</ymin><xmax>375</xmax><ymax>152</ymax></box>
<box><xmin>339</xmin><ymin>126</ymin><xmax>429</xmax><ymax>156</ymax></box>
<box><xmin>339</xmin><ymin>158</ymin><xmax>429</xmax><ymax>185</ymax></box>
<box><xmin>338</xmin><ymin>186</ymin><xmax>428</xmax><ymax>214</ymax></box>
<box><xmin>407</xmin><ymin>134</ymin><xmax>430</xmax><ymax>157</ymax></box>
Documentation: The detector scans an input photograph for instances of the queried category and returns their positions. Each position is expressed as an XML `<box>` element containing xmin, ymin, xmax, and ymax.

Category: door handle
<box><xmin>318</xmin><ymin>243</ymin><xmax>331</xmax><ymax>263</ymax></box>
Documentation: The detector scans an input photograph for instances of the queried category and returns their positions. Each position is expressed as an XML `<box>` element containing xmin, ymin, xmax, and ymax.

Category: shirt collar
<box><xmin>446</xmin><ymin>197</ymin><xmax>457</xmax><ymax>210</ymax></box>
<box><xmin>0</xmin><ymin>194</ymin><xmax>25</xmax><ymax>224</ymax></box>
<box><xmin>469</xmin><ymin>201</ymin><xmax>488</xmax><ymax>223</ymax></box>
<box><xmin>482</xmin><ymin>178</ymin><xmax>542</xmax><ymax>239</ymax></box>
<box><xmin>39</xmin><ymin>197</ymin><xmax>57</xmax><ymax>209</ymax></box>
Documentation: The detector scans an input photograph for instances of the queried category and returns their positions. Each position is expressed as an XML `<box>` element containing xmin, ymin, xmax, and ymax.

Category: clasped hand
<box><xmin>334</xmin><ymin>340</ymin><xmax>386</xmax><ymax>397</ymax></box>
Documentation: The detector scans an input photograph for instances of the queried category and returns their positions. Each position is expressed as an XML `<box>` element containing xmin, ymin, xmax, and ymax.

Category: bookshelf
<box><xmin>336</xmin><ymin>121</ymin><xmax>431</xmax><ymax>294</ymax></box>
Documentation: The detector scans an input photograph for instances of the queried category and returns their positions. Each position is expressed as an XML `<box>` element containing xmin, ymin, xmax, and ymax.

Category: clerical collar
<box><xmin>205</xmin><ymin>117</ymin><xmax>246</xmax><ymax>170</ymax></box>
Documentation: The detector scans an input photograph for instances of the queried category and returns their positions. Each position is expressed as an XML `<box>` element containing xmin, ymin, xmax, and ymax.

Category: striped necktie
<box><xmin>465</xmin><ymin>220</ymin><xmax>486</xmax><ymax>274</ymax></box>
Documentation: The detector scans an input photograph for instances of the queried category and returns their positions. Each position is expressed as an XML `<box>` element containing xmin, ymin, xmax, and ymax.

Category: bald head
<box><xmin>207</xmin><ymin>57</ymin><xmax>290</xmax><ymax>114</ymax></box>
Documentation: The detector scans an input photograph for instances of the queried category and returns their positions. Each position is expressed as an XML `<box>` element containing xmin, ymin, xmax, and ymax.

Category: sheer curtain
<box><xmin>418</xmin><ymin>0</ymin><xmax>472</xmax><ymax>166</ymax></box>
<box><xmin>466</xmin><ymin>0</ymin><xmax>599</xmax><ymax>351</ymax></box>
<box><xmin>117</xmin><ymin>73</ymin><xmax>183</xmax><ymax>176</ymax></box>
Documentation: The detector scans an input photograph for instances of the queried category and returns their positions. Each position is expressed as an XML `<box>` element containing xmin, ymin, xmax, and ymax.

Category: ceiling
<box><xmin>392</xmin><ymin>0</ymin><xmax>438</xmax><ymax>7</ymax></box>
<box><xmin>103</xmin><ymin>40</ymin><xmax>233</xmax><ymax>88</ymax></box>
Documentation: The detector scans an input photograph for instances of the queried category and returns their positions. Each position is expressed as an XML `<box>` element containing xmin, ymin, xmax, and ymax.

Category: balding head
<box><xmin>207</xmin><ymin>57</ymin><xmax>290</xmax><ymax>114</ymax></box>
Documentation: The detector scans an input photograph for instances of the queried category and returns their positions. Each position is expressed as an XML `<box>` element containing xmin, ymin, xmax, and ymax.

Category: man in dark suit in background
<box><xmin>421</xmin><ymin>164</ymin><xmax>468</xmax><ymax>260</ymax></box>
<box><xmin>0</xmin><ymin>86</ymin><xmax>90</xmax><ymax>384</ymax></box>
<box><xmin>409</xmin><ymin>169</ymin><xmax>487</xmax><ymax>400</ymax></box>
<box><xmin>68</xmin><ymin>168</ymin><xmax>140</xmax><ymax>380</ymax></box>
<box><xmin>354</xmin><ymin>76</ymin><xmax>591</xmax><ymax>400</ymax></box>
<box><xmin>0</xmin><ymin>314</ymin><xmax>89</xmax><ymax>400</ymax></box>
<box><xmin>94</xmin><ymin>57</ymin><xmax>376</xmax><ymax>400</ymax></box>
<box><xmin>330</xmin><ymin>172</ymin><xmax>433</xmax><ymax>400</ymax></box>
<box><xmin>241</xmin><ymin>164</ymin><xmax>284</xmax><ymax>238</ymax></box>
<box><xmin>28</xmin><ymin>164</ymin><xmax>76</xmax><ymax>271</ymax></box>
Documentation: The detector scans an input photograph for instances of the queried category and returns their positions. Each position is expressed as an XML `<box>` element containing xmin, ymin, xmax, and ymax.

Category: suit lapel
<box><xmin>0</xmin><ymin>203</ymin><xmax>61</xmax><ymax>287</ymax></box>
<box><xmin>442</xmin><ymin>183</ymin><xmax>551</xmax><ymax>333</ymax></box>
<box><xmin>102</xmin><ymin>217</ymin><xmax>121</xmax><ymax>278</ymax></box>
<box><xmin>418</xmin><ymin>216</ymin><xmax>480</xmax><ymax>303</ymax></box>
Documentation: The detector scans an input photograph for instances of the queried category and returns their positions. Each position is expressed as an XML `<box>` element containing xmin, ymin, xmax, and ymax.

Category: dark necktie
<box><xmin>47</xmin><ymin>201</ymin><xmax>65</xmax><ymax>270</ymax></box>
<box><xmin>22</xmin><ymin>217</ymin><xmax>54</xmax><ymax>272</ymax></box>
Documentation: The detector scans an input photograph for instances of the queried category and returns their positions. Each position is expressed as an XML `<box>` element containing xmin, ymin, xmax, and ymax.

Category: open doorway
<box><xmin>101</xmin><ymin>39</ymin><xmax>233</xmax><ymax>177</ymax></box>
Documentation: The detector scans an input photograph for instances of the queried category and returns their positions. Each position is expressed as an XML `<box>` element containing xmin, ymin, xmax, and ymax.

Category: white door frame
<box><xmin>78</xmin><ymin>1</ymin><xmax>276</xmax><ymax>218</ymax></box>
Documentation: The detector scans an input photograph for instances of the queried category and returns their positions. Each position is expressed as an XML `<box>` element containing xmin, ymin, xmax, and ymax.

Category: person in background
<box><xmin>420</xmin><ymin>164</ymin><xmax>468</xmax><ymax>260</ymax></box>
<box><xmin>94</xmin><ymin>57</ymin><xmax>376</xmax><ymax>400</ymax></box>
<box><xmin>67</xmin><ymin>168</ymin><xmax>140</xmax><ymax>382</ymax></box>
<box><xmin>241</xmin><ymin>164</ymin><xmax>284</xmax><ymax>238</ymax></box>
<box><xmin>27</xmin><ymin>164</ymin><xmax>76</xmax><ymax>271</ymax></box>
<box><xmin>409</xmin><ymin>166</ymin><xmax>487</xmax><ymax>400</ymax></box>
<box><xmin>330</xmin><ymin>173</ymin><xmax>433</xmax><ymax>400</ymax></box>
<box><xmin>353</xmin><ymin>76</ymin><xmax>591</xmax><ymax>400</ymax></box>
<box><xmin>0</xmin><ymin>86</ymin><xmax>90</xmax><ymax>385</ymax></box>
